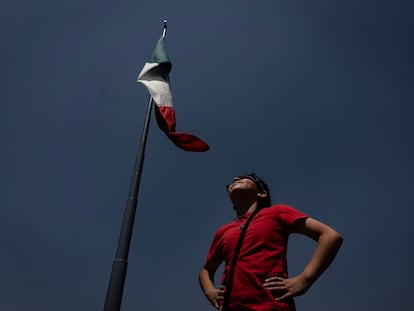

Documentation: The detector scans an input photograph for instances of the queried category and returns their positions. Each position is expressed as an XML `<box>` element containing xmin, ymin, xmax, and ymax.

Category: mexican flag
<box><xmin>137</xmin><ymin>36</ymin><xmax>209</xmax><ymax>152</ymax></box>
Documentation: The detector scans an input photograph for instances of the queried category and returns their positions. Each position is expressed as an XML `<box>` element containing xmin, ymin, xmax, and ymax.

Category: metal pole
<box><xmin>103</xmin><ymin>20</ymin><xmax>167</xmax><ymax>311</ymax></box>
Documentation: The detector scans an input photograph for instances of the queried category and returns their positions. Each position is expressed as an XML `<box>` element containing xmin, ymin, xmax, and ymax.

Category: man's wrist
<box><xmin>298</xmin><ymin>273</ymin><xmax>315</xmax><ymax>287</ymax></box>
<box><xmin>204</xmin><ymin>286</ymin><xmax>216</xmax><ymax>297</ymax></box>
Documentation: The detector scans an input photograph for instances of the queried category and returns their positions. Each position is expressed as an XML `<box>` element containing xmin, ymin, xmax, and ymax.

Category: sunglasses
<box><xmin>225</xmin><ymin>173</ymin><xmax>265</xmax><ymax>191</ymax></box>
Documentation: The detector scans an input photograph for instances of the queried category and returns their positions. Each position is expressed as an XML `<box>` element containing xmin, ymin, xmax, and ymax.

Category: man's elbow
<box><xmin>329</xmin><ymin>230</ymin><xmax>344</xmax><ymax>248</ymax></box>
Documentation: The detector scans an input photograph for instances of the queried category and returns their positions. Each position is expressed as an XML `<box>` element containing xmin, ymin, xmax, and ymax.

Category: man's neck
<box><xmin>234</xmin><ymin>201</ymin><xmax>259</xmax><ymax>217</ymax></box>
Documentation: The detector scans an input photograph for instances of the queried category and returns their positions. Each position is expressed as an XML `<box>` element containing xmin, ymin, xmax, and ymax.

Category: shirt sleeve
<box><xmin>206</xmin><ymin>228</ymin><xmax>225</xmax><ymax>265</ymax></box>
<box><xmin>276</xmin><ymin>204</ymin><xmax>308</xmax><ymax>233</ymax></box>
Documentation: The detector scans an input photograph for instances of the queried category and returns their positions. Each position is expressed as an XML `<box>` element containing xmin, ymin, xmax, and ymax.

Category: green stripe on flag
<box><xmin>147</xmin><ymin>37</ymin><xmax>170</xmax><ymax>64</ymax></box>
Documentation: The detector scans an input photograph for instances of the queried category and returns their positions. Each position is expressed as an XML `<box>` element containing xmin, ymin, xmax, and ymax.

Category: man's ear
<box><xmin>257</xmin><ymin>190</ymin><xmax>268</xmax><ymax>199</ymax></box>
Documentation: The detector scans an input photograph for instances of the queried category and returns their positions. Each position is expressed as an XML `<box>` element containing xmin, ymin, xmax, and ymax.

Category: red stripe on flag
<box><xmin>155</xmin><ymin>106</ymin><xmax>209</xmax><ymax>152</ymax></box>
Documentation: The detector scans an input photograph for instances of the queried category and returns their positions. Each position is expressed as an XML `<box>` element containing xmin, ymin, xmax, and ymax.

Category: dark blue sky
<box><xmin>1</xmin><ymin>1</ymin><xmax>413</xmax><ymax>310</ymax></box>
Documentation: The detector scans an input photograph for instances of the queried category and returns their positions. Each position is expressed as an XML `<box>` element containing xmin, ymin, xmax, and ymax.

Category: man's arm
<box><xmin>199</xmin><ymin>260</ymin><xmax>225</xmax><ymax>310</ymax></box>
<box><xmin>264</xmin><ymin>217</ymin><xmax>343</xmax><ymax>300</ymax></box>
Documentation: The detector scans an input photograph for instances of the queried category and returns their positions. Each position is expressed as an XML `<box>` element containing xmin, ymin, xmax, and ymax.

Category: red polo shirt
<box><xmin>206</xmin><ymin>204</ymin><xmax>308</xmax><ymax>311</ymax></box>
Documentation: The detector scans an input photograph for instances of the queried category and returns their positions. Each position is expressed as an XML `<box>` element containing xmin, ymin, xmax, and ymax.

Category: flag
<box><xmin>137</xmin><ymin>36</ymin><xmax>209</xmax><ymax>152</ymax></box>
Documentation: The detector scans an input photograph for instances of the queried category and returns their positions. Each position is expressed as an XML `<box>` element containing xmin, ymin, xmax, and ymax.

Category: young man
<box><xmin>199</xmin><ymin>173</ymin><xmax>343</xmax><ymax>311</ymax></box>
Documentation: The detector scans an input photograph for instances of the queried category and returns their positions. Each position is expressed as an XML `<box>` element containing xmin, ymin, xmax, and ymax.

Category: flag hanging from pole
<box><xmin>137</xmin><ymin>36</ymin><xmax>209</xmax><ymax>152</ymax></box>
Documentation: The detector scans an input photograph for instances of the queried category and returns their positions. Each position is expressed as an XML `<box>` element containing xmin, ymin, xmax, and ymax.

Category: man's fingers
<box><xmin>266</xmin><ymin>286</ymin><xmax>286</xmax><ymax>292</ymax></box>
<box><xmin>264</xmin><ymin>281</ymin><xmax>285</xmax><ymax>289</ymax></box>
<box><xmin>264</xmin><ymin>277</ymin><xmax>285</xmax><ymax>287</ymax></box>
<box><xmin>265</xmin><ymin>276</ymin><xmax>284</xmax><ymax>283</ymax></box>
<box><xmin>275</xmin><ymin>292</ymin><xmax>291</xmax><ymax>302</ymax></box>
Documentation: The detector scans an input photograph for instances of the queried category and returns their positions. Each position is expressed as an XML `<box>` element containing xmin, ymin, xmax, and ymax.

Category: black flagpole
<box><xmin>103</xmin><ymin>20</ymin><xmax>167</xmax><ymax>311</ymax></box>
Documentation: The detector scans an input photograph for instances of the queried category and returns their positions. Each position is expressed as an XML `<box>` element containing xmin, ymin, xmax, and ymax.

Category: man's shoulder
<box><xmin>214</xmin><ymin>220</ymin><xmax>237</xmax><ymax>235</ymax></box>
<box><xmin>264</xmin><ymin>203</ymin><xmax>295</xmax><ymax>213</ymax></box>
